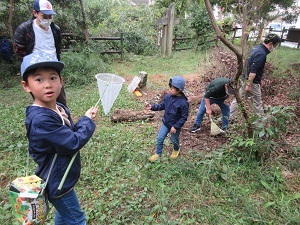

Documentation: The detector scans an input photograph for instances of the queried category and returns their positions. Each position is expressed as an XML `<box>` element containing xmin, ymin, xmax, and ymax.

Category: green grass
<box><xmin>112</xmin><ymin>51</ymin><xmax>205</xmax><ymax>78</ymax></box>
<box><xmin>268</xmin><ymin>46</ymin><xmax>300</xmax><ymax>78</ymax></box>
<box><xmin>1</xmin><ymin>49</ymin><xmax>300</xmax><ymax>224</ymax></box>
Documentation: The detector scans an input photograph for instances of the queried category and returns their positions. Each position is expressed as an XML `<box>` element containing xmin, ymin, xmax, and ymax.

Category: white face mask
<box><xmin>40</xmin><ymin>19</ymin><xmax>53</xmax><ymax>28</ymax></box>
<box><xmin>269</xmin><ymin>43</ymin><xmax>275</xmax><ymax>52</ymax></box>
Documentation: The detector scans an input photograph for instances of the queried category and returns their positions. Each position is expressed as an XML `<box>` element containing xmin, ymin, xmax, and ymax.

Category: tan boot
<box><xmin>148</xmin><ymin>154</ymin><xmax>160</xmax><ymax>162</ymax></box>
<box><xmin>170</xmin><ymin>149</ymin><xmax>180</xmax><ymax>159</ymax></box>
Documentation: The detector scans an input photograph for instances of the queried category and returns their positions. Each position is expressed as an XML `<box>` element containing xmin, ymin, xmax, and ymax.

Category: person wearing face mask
<box><xmin>14</xmin><ymin>0</ymin><xmax>67</xmax><ymax>106</ymax></box>
<box><xmin>229</xmin><ymin>33</ymin><xmax>281</xmax><ymax>118</ymax></box>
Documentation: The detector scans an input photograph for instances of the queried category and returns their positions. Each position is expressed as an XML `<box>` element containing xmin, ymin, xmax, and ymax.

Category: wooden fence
<box><xmin>61</xmin><ymin>27</ymin><xmax>298</xmax><ymax>58</ymax></box>
<box><xmin>172</xmin><ymin>35</ymin><xmax>217</xmax><ymax>51</ymax></box>
<box><xmin>61</xmin><ymin>33</ymin><xmax>124</xmax><ymax>60</ymax></box>
<box><xmin>231</xmin><ymin>26</ymin><xmax>281</xmax><ymax>43</ymax></box>
<box><xmin>172</xmin><ymin>35</ymin><xmax>193</xmax><ymax>51</ymax></box>
<box><xmin>172</xmin><ymin>26</ymin><xmax>299</xmax><ymax>51</ymax></box>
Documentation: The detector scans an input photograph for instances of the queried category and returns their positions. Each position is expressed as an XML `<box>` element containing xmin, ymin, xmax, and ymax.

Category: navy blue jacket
<box><xmin>151</xmin><ymin>93</ymin><xmax>189</xmax><ymax>129</ymax></box>
<box><xmin>245</xmin><ymin>43</ymin><xmax>270</xmax><ymax>84</ymax></box>
<box><xmin>25</xmin><ymin>103</ymin><xmax>96</xmax><ymax>198</ymax></box>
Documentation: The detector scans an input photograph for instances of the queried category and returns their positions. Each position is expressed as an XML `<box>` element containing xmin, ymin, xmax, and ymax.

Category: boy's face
<box><xmin>22</xmin><ymin>68</ymin><xmax>62</xmax><ymax>107</ymax></box>
<box><xmin>169</xmin><ymin>86</ymin><xmax>181</xmax><ymax>96</ymax></box>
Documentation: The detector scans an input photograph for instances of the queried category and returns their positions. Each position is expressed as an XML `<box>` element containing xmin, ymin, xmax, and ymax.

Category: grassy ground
<box><xmin>0</xmin><ymin>49</ymin><xmax>299</xmax><ymax>224</ymax></box>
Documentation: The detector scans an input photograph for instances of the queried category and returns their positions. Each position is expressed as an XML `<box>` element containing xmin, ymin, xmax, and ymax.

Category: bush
<box><xmin>189</xmin><ymin>2</ymin><xmax>215</xmax><ymax>50</ymax></box>
<box><xmin>123</xmin><ymin>31</ymin><xmax>157</xmax><ymax>55</ymax></box>
<box><xmin>61</xmin><ymin>47</ymin><xmax>111</xmax><ymax>86</ymax></box>
<box><xmin>229</xmin><ymin>106</ymin><xmax>295</xmax><ymax>160</ymax></box>
<box><xmin>0</xmin><ymin>59</ymin><xmax>20</xmax><ymax>86</ymax></box>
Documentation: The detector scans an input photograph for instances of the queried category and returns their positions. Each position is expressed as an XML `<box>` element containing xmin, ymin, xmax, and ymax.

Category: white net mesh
<box><xmin>95</xmin><ymin>73</ymin><xmax>125</xmax><ymax>115</ymax></box>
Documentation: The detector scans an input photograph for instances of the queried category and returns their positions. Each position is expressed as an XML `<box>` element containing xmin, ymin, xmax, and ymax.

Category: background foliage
<box><xmin>0</xmin><ymin>0</ymin><xmax>217</xmax><ymax>84</ymax></box>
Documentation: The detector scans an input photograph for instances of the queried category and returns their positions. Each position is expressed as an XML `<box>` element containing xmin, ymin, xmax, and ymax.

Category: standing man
<box><xmin>14</xmin><ymin>0</ymin><xmax>67</xmax><ymax>106</ymax></box>
<box><xmin>230</xmin><ymin>33</ymin><xmax>281</xmax><ymax>117</ymax></box>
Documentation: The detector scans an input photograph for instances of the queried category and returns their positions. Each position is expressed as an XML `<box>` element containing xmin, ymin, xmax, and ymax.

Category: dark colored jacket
<box><xmin>25</xmin><ymin>103</ymin><xmax>96</xmax><ymax>198</ymax></box>
<box><xmin>14</xmin><ymin>18</ymin><xmax>62</xmax><ymax>62</ymax></box>
<box><xmin>151</xmin><ymin>93</ymin><xmax>189</xmax><ymax>129</ymax></box>
<box><xmin>245</xmin><ymin>43</ymin><xmax>270</xmax><ymax>84</ymax></box>
<box><xmin>204</xmin><ymin>77</ymin><xmax>230</xmax><ymax>99</ymax></box>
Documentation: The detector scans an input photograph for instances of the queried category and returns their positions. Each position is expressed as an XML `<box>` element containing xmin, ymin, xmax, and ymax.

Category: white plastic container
<box><xmin>127</xmin><ymin>76</ymin><xmax>141</xmax><ymax>93</ymax></box>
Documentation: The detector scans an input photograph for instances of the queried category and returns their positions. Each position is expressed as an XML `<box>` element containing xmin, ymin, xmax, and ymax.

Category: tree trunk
<box><xmin>256</xmin><ymin>20</ymin><xmax>265</xmax><ymax>43</ymax></box>
<box><xmin>79</xmin><ymin>0</ymin><xmax>89</xmax><ymax>42</ymax></box>
<box><xmin>9</xmin><ymin>0</ymin><xmax>13</xmax><ymax>37</ymax></box>
<box><xmin>111</xmin><ymin>109</ymin><xmax>156</xmax><ymax>123</ymax></box>
<box><xmin>204</xmin><ymin>0</ymin><xmax>253</xmax><ymax>137</ymax></box>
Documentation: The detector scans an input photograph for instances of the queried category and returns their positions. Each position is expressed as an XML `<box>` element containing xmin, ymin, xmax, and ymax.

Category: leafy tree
<box><xmin>189</xmin><ymin>1</ymin><xmax>214</xmax><ymax>49</ymax></box>
<box><xmin>155</xmin><ymin>0</ymin><xmax>190</xmax><ymax>16</ymax></box>
<box><xmin>210</xmin><ymin>0</ymin><xmax>299</xmax><ymax>39</ymax></box>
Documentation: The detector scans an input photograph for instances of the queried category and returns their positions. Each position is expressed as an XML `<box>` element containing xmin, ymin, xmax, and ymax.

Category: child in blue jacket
<box><xmin>20</xmin><ymin>51</ymin><xmax>98</xmax><ymax>225</ymax></box>
<box><xmin>145</xmin><ymin>76</ymin><xmax>189</xmax><ymax>162</ymax></box>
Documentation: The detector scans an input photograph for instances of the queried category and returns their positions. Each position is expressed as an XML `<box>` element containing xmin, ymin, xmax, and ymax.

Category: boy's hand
<box><xmin>245</xmin><ymin>83</ymin><xmax>252</xmax><ymax>91</ymax></box>
<box><xmin>170</xmin><ymin>126</ymin><xmax>176</xmax><ymax>134</ymax></box>
<box><xmin>85</xmin><ymin>106</ymin><xmax>99</xmax><ymax>119</ymax></box>
<box><xmin>145</xmin><ymin>103</ymin><xmax>152</xmax><ymax>110</ymax></box>
<box><xmin>206</xmin><ymin>108</ymin><xmax>212</xmax><ymax>115</ymax></box>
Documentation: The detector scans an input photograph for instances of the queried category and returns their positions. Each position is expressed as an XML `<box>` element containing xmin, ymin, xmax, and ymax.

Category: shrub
<box><xmin>0</xmin><ymin>60</ymin><xmax>20</xmax><ymax>86</ymax></box>
<box><xmin>229</xmin><ymin>106</ymin><xmax>295</xmax><ymax>160</ymax></box>
<box><xmin>189</xmin><ymin>2</ymin><xmax>215</xmax><ymax>50</ymax></box>
<box><xmin>61</xmin><ymin>46</ymin><xmax>111</xmax><ymax>86</ymax></box>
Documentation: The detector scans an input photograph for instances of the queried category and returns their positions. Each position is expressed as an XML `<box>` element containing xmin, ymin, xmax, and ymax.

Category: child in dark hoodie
<box><xmin>145</xmin><ymin>76</ymin><xmax>189</xmax><ymax>162</ymax></box>
<box><xmin>20</xmin><ymin>51</ymin><xmax>98</xmax><ymax>225</ymax></box>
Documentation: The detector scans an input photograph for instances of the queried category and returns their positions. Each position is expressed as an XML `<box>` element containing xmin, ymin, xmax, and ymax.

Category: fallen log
<box><xmin>111</xmin><ymin>109</ymin><xmax>156</xmax><ymax>122</ymax></box>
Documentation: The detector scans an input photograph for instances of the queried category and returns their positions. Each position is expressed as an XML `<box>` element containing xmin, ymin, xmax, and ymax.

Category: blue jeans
<box><xmin>48</xmin><ymin>189</ymin><xmax>86</xmax><ymax>225</ymax></box>
<box><xmin>195</xmin><ymin>97</ymin><xmax>230</xmax><ymax>129</ymax></box>
<box><xmin>156</xmin><ymin>123</ymin><xmax>181</xmax><ymax>155</ymax></box>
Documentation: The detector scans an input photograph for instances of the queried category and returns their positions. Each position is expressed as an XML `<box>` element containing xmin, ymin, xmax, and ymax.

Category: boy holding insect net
<box><xmin>145</xmin><ymin>76</ymin><xmax>189</xmax><ymax>162</ymax></box>
<box><xmin>20</xmin><ymin>51</ymin><xmax>98</xmax><ymax>225</ymax></box>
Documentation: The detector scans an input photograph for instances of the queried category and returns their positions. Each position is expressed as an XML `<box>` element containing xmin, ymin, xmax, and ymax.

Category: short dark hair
<box><xmin>168</xmin><ymin>79</ymin><xmax>180</xmax><ymax>92</ymax></box>
<box><xmin>264</xmin><ymin>33</ymin><xmax>281</xmax><ymax>45</ymax></box>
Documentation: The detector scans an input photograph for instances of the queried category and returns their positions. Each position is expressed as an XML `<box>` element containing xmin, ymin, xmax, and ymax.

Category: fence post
<box><xmin>166</xmin><ymin>3</ymin><xmax>175</xmax><ymax>57</ymax></box>
<box><xmin>120</xmin><ymin>32</ymin><xmax>124</xmax><ymax>60</ymax></box>
<box><xmin>279</xmin><ymin>28</ymin><xmax>286</xmax><ymax>46</ymax></box>
<box><xmin>232</xmin><ymin>26</ymin><xmax>237</xmax><ymax>43</ymax></box>
<box><xmin>156</xmin><ymin>3</ymin><xmax>179</xmax><ymax>57</ymax></box>
<box><xmin>173</xmin><ymin>34</ymin><xmax>177</xmax><ymax>51</ymax></box>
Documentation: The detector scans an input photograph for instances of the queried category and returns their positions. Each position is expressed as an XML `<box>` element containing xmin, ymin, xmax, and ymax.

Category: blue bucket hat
<box><xmin>21</xmin><ymin>51</ymin><xmax>64</xmax><ymax>78</ymax></box>
<box><xmin>169</xmin><ymin>76</ymin><xmax>186</xmax><ymax>91</ymax></box>
<box><xmin>33</xmin><ymin>0</ymin><xmax>56</xmax><ymax>15</ymax></box>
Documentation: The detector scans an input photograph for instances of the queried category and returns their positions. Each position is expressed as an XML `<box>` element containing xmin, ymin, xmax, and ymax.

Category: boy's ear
<box><xmin>21</xmin><ymin>81</ymin><xmax>31</xmax><ymax>93</ymax></box>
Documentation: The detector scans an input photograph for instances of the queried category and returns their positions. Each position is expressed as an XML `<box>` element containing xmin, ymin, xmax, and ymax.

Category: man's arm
<box><xmin>246</xmin><ymin>72</ymin><xmax>256</xmax><ymax>91</ymax></box>
<box><xmin>13</xmin><ymin>23</ymin><xmax>28</xmax><ymax>62</ymax></box>
<box><xmin>204</xmin><ymin>98</ymin><xmax>212</xmax><ymax>115</ymax></box>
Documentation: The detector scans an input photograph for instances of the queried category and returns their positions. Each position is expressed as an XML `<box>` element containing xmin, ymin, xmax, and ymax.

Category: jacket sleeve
<box><xmin>173</xmin><ymin>101</ymin><xmax>189</xmax><ymax>129</ymax></box>
<box><xmin>30</xmin><ymin>114</ymin><xmax>96</xmax><ymax>156</ymax></box>
<box><xmin>51</xmin><ymin>23</ymin><xmax>62</xmax><ymax>60</ymax></box>
<box><xmin>249</xmin><ymin>53</ymin><xmax>266</xmax><ymax>74</ymax></box>
<box><xmin>13</xmin><ymin>23</ymin><xmax>28</xmax><ymax>62</ymax></box>
<box><xmin>151</xmin><ymin>96</ymin><xmax>167</xmax><ymax>111</ymax></box>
